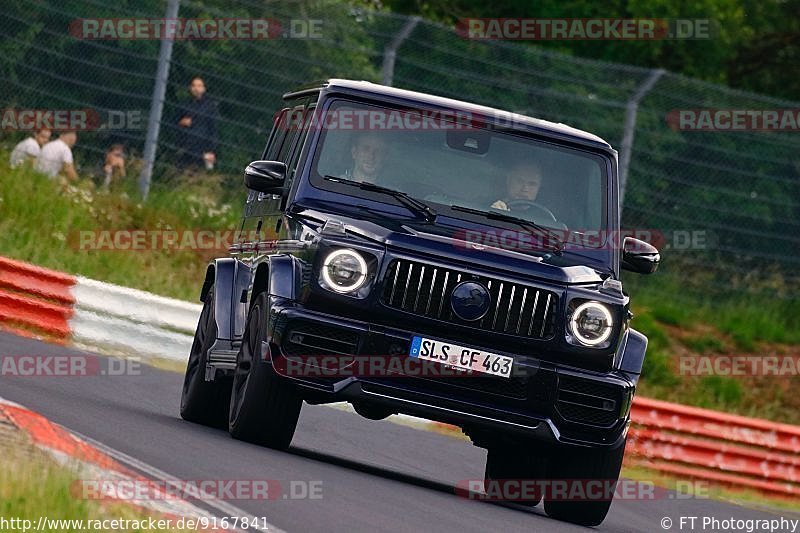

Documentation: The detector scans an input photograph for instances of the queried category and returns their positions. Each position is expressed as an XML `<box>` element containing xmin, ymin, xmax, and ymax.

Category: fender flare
<box><xmin>251</xmin><ymin>254</ymin><xmax>300</xmax><ymax>302</ymax></box>
<box><xmin>201</xmin><ymin>258</ymin><xmax>251</xmax><ymax>341</ymax></box>
<box><xmin>617</xmin><ymin>327</ymin><xmax>648</xmax><ymax>380</ymax></box>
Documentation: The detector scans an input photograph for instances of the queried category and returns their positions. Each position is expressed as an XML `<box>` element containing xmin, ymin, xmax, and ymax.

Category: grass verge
<box><xmin>0</xmin><ymin>434</ymin><xmax>190</xmax><ymax>531</ymax></box>
<box><xmin>0</xmin><ymin>155</ymin><xmax>241</xmax><ymax>301</ymax></box>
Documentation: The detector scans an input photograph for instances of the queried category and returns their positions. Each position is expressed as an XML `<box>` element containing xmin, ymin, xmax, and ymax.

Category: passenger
<box><xmin>344</xmin><ymin>133</ymin><xmax>388</xmax><ymax>184</ymax></box>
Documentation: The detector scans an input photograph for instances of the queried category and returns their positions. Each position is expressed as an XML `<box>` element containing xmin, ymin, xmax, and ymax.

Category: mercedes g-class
<box><xmin>180</xmin><ymin>79</ymin><xmax>659</xmax><ymax>526</ymax></box>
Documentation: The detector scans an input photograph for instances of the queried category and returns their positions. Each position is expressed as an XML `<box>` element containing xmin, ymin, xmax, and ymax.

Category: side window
<box><xmin>251</xmin><ymin>99</ymin><xmax>315</xmax><ymax>218</ymax></box>
<box><xmin>263</xmin><ymin>108</ymin><xmax>289</xmax><ymax>161</ymax></box>
<box><xmin>276</xmin><ymin>105</ymin><xmax>306</xmax><ymax>163</ymax></box>
<box><xmin>286</xmin><ymin>105</ymin><xmax>314</xmax><ymax>181</ymax></box>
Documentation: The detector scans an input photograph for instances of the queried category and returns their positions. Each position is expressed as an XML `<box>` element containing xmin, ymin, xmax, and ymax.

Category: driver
<box><xmin>344</xmin><ymin>133</ymin><xmax>388</xmax><ymax>184</ymax></box>
<box><xmin>490</xmin><ymin>162</ymin><xmax>543</xmax><ymax>212</ymax></box>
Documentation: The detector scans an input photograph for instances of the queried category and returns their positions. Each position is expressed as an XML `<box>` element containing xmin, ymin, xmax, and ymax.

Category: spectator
<box><xmin>102</xmin><ymin>143</ymin><xmax>126</xmax><ymax>188</ymax></box>
<box><xmin>35</xmin><ymin>131</ymin><xmax>78</xmax><ymax>181</ymax></box>
<box><xmin>10</xmin><ymin>128</ymin><xmax>51</xmax><ymax>168</ymax></box>
<box><xmin>177</xmin><ymin>75</ymin><xmax>219</xmax><ymax>171</ymax></box>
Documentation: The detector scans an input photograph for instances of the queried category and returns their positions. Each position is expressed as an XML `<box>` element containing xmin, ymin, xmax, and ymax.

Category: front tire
<box><xmin>484</xmin><ymin>445</ymin><xmax>546</xmax><ymax>507</ymax></box>
<box><xmin>228</xmin><ymin>291</ymin><xmax>302</xmax><ymax>450</ymax></box>
<box><xmin>543</xmin><ymin>438</ymin><xmax>626</xmax><ymax>526</ymax></box>
<box><xmin>180</xmin><ymin>285</ymin><xmax>231</xmax><ymax>428</ymax></box>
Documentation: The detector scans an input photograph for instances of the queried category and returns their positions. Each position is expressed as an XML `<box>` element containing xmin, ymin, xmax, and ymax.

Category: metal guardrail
<box><xmin>69</xmin><ymin>277</ymin><xmax>200</xmax><ymax>360</ymax></box>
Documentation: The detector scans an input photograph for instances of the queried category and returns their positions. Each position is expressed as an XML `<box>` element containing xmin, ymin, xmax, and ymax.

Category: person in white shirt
<box><xmin>10</xmin><ymin>128</ymin><xmax>51</xmax><ymax>168</ymax></box>
<box><xmin>35</xmin><ymin>131</ymin><xmax>78</xmax><ymax>181</ymax></box>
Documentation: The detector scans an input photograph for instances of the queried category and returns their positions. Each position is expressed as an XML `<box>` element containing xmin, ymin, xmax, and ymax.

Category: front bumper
<box><xmin>268</xmin><ymin>302</ymin><xmax>634</xmax><ymax>449</ymax></box>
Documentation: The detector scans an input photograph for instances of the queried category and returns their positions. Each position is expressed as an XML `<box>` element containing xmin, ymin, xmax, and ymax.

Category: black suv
<box><xmin>180</xmin><ymin>79</ymin><xmax>659</xmax><ymax>526</ymax></box>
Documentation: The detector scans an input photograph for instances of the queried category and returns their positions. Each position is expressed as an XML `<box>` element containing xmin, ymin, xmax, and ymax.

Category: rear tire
<box><xmin>543</xmin><ymin>438</ymin><xmax>626</xmax><ymax>526</ymax></box>
<box><xmin>228</xmin><ymin>291</ymin><xmax>302</xmax><ymax>450</ymax></box>
<box><xmin>484</xmin><ymin>445</ymin><xmax>546</xmax><ymax>507</ymax></box>
<box><xmin>180</xmin><ymin>285</ymin><xmax>232</xmax><ymax>428</ymax></box>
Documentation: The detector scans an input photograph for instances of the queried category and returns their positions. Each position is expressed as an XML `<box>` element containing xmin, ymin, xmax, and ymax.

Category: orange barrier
<box><xmin>0</xmin><ymin>257</ymin><xmax>76</xmax><ymax>341</ymax></box>
<box><xmin>627</xmin><ymin>396</ymin><xmax>800</xmax><ymax>498</ymax></box>
<box><xmin>631</xmin><ymin>396</ymin><xmax>800</xmax><ymax>453</ymax></box>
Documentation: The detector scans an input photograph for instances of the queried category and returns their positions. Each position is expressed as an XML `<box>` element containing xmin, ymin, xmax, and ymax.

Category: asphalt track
<box><xmin>0</xmin><ymin>331</ymin><xmax>795</xmax><ymax>532</ymax></box>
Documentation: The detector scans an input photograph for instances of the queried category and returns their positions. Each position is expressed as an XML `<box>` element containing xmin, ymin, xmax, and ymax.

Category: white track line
<box><xmin>69</xmin><ymin>429</ymin><xmax>285</xmax><ymax>533</ymax></box>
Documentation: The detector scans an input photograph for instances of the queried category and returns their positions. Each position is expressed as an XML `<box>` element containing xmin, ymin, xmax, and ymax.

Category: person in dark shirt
<box><xmin>177</xmin><ymin>76</ymin><xmax>219</xmax><ymax>171</ymax></box>
<box><xmin>491</xmin><ymin>161</ymin><xmax>543</xmax><ymax>211</ymax></box>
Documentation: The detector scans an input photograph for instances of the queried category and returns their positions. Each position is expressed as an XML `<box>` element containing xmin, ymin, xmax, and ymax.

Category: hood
<box><xmin>294</xmin><ymin>205</ymin><xmax>607</xmax><ymax>285</ymax></box>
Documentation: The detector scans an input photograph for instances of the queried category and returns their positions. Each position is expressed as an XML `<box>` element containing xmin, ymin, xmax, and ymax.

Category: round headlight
<box><xmin>321</xmin><ymin>249</ymin><xmax>368</xmax><ymax>293</ymax></box>
<box><xmin>569</xmin><ymin>301</ymin><xmax>614</xmax><ymax>346</ymax></box>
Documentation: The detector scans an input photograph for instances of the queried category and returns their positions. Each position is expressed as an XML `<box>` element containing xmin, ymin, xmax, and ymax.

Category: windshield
<box><xmin>310</xmin><ymin>99</ymin><xmax>609</xmax><ymax>248</ymax></box>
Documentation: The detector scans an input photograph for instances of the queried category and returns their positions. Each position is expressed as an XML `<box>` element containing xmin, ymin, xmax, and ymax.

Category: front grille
<box><xmin>283</xmin><ymin>321</ymin><xmax>359</xmax><ymax>357</ymax></box>
<box><xmin>381</xmin><ymin>259</ymin><xmax>558</xmax><ymax>339</ymax></box>
<box><xmin>556</xmin><ymin>376</ymin><xmax>621</xmax><ymax>427</ymax></box>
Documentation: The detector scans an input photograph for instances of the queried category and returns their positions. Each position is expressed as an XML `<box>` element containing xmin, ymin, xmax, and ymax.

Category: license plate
<box><xmin>409</xmin><ymin>336</ymin><xmax>513</xmax><ymax>378</ymax></box>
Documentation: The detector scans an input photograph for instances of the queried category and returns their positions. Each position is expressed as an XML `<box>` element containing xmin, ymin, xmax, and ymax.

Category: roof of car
<box><xmin>284</xmin><ymin>78</ymin><xmax>612</xmax><ymax>148</ymax></box>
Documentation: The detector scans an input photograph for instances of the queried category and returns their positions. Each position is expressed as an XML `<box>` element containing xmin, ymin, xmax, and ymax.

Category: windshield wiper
<box><xmin>323</xmin><ymin>175</ymin><xmax>437</xmax><ymax>223</ymax></box>
<box><xmin>450</xmin><ymin>204</ymin><xmax>564</xmax><ymax>255</ymax></box>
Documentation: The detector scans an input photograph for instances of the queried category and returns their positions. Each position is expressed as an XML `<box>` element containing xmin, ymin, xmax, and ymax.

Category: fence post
<box><xmin>381</xmin><ymin>16</ymin><xmax>421</xmax><ymax>86</ymax></box>
<box><xmin>138</xmin><ymin>0</ymin><xmax>181</xmax><ymax>200</ymax></box>
<box><xmin>619</xmin><ymin>68</ymin><xmax>664</xmax><ymax>206</ymax></box>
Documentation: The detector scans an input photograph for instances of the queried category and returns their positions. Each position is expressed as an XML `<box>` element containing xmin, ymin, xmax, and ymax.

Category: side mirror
<box><xmin>621</xmin><ymin>237</ymin><xmax>660</xmax><ymax>274</ymax></box>
<box><xmin>244</xmin><ymin>160</ymin><xmax>286</xmax><ymax>193</ymax></box>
